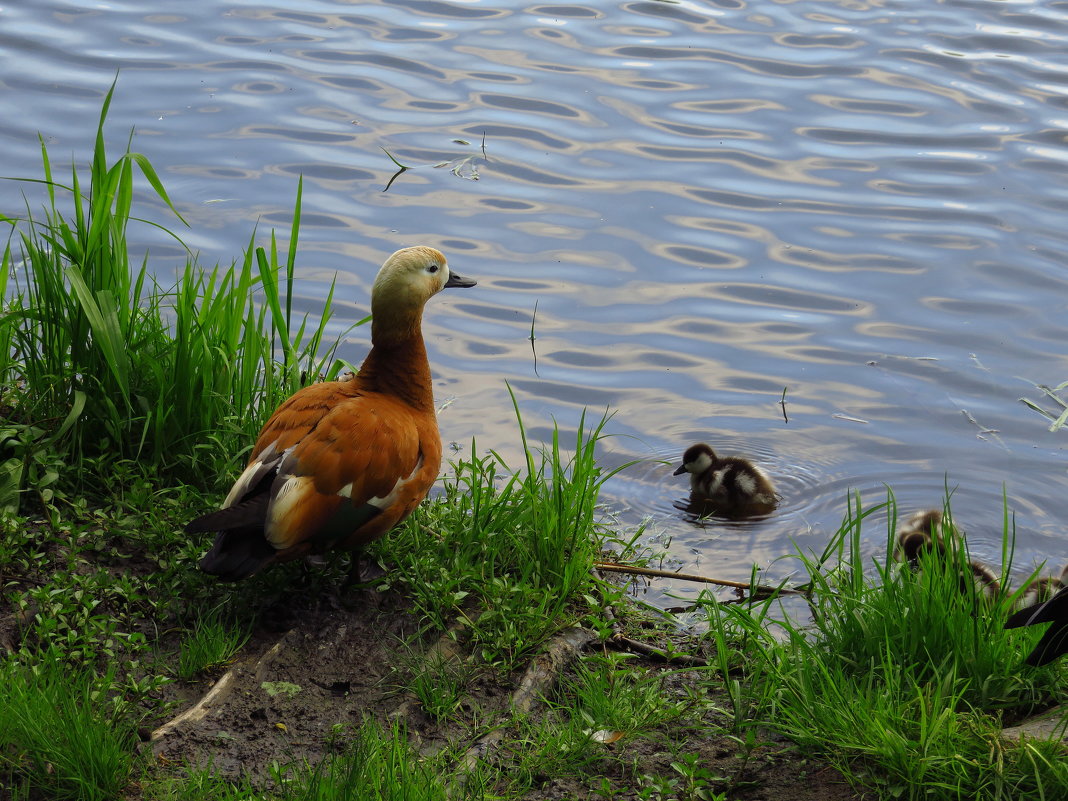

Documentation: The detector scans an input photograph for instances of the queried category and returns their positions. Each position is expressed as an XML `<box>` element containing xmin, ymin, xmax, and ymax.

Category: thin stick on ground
<box><xmin>457</xmin><ymin>626</ymin><xmax>595</xmax><ymax>773</ymax></box>
<box><xmin>150</xmin><ymin>630</ymin><xmax>293</xmax><ymax>742</ymax></box>
<box><xmin>594</xmin><ymin>561</ymin><xmax>802</xmax><ymax>596</ymax></box>
<box><xmin>595</xmin><ymin>573</ymin><xmax>708</xmax><ymax>666</ymax></box>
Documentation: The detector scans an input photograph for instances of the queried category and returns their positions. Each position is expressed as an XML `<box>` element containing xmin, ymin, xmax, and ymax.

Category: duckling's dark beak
<box><xmin>445</xmin><ymin>271</ymin><xmax>476</xmax><ymax>288</ymax></box>
<box><xmin>673</xmin><ymin>463</ymin><xmax>687</xmax><ymax>476</ymax></box>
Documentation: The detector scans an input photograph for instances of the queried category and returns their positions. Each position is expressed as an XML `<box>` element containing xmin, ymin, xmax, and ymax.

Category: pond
<box><xmin>4</xmin><ymin>0</ymin><xmax>1068</xmax><ymax>608</ymax></box>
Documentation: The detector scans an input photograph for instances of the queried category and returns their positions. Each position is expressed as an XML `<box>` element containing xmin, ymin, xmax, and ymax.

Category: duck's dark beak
<box><xmin>673</xmin><ymin>464</ymin><xmax>687</xmax><ymax>476</ymax></box>
<box><xmin>445</xmin><ymin>271</ymin><xmax>476</xmax><ymax>288</ymax></box>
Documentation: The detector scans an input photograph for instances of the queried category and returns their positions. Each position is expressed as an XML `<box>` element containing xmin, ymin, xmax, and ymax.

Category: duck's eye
<box><xmin>428</xmin><ymin>264</ymin><xmax>439</xmax><ymax>273</ymax></box>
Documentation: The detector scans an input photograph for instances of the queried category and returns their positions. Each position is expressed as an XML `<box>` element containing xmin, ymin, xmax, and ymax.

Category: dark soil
<box><xmin>146</xmin><ymin>584</ymin><xmax>870</xmax><ymax>799</ymax></box>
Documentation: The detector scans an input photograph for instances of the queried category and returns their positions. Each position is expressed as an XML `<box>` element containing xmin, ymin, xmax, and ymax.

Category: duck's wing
<box><xmin>190</xmin><ymin>384</ymin><xmax>436</xmax><ymax>579</ymax></box>
<box><xmin>259</xmin><ymin>392</ymin><xmax>429</xmax><ymax>551</ymax></box>
<box><xmin>187</xmin><ymin>380</ymin><xmax>355</xmax><ymax>532</ymax></box>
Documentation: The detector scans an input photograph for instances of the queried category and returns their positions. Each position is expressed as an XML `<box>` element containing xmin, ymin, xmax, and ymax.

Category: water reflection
<box><xmin>4</xmin><ymin>0</ymin><xmax>1068</xmax><ymax>608</ymax></box>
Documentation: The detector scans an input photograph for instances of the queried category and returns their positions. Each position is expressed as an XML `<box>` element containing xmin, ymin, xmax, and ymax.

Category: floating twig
<box><xmin>779</xmin><ymin>386</ymin><xmax>789</xmax><ymax>424</ymax></box>
<box><xmin>832</xmin><ymin>413</ymin><xmax>869</xmax><ymax>424</ymax></box>
<box><xmin>381</xmin><ymin>148</ymin><xmax>409</xmax><ymax>192</ymax></box>
<box><xmin>530</xmin><ymin>300</ymin><xmax>539</xmax><ymax>377</ymax></box>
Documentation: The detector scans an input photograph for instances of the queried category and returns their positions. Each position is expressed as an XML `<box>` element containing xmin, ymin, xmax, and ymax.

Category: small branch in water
<box><xmin>381</xmin><ymin>147</ymin><xmax>409</xmax><ymax>192</ymax></box>
<box><xmin>779</xmin><ymin>386</ymin><xmax>789</xmax><ymax>424</ymax></box>
<box><xmin>593</xmin><ymin>561</ymin><xmax>802</xmax><ymax>597</ymax></box>
<box><xmin>529</xmin><ymin>299</ymin><xmax>539</xmax><ymax>377</ymax></box>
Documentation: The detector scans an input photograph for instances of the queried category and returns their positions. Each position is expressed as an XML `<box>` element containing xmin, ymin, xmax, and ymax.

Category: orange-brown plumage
<box><xmin>188</xmin><ymin>246</ymin><xmax>475</xmax><ymax>581</ymax></box>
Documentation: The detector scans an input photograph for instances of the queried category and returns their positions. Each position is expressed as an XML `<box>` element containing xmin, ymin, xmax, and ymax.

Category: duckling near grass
<box><xmin>1013</xmin><ymin>563</ymin><xmax>1068</xmax><ymax>612</ymax></box>
<box><xmin>893</xmin><ymin>509</ymin><xmax>1000</xmax><ymax>600</ymax></box>
<box><xmin>894</xmin><ymin>509</ymin><xmax>950</xmax><ymax>565</ymax></box>
<box><xmin>1006</xmin><ymin>572</ymin><xmax>1068</xmax><ymax>667</ymax></box>
<box><xmin>187</xmin><ymin>246</ymin><xmax>476</xmax><ymax>582</ymax></box>
<box><xmin>673</xmin><ymin>443</ymin><xmax>777</xmax><ymax>516</ymax></box>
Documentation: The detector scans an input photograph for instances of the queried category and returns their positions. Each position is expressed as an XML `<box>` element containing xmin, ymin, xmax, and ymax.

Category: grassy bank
<box><xmin>2</xmin><ymin>93</ymin><xmax>1067</xmax><ymax>800</ymax></box>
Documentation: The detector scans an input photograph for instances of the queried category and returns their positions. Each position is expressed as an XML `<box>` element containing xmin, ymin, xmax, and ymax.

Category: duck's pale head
<box><xmin>371</xmin><ymin>246</ymin><xmax>475</xmax><ymax>339</ymax></box>
<box><xmin>673</xmin><ymin>442</ymin><xmax>717</xmax><ymax>476</ymax></box>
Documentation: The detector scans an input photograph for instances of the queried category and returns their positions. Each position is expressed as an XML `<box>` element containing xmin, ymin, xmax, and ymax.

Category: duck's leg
<box><xmin>345</xmin><ymin>549</ymin><xmax>387</xmax><ymax>586</ymax></box>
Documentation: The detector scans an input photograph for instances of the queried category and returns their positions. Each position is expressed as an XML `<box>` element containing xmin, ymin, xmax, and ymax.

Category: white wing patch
<box><xmin>367</xmin><ymin>453</ymin><xmax>425</xmax><ymax>510</ymax></box>
<box><xmin>222</xmin><ymin>442</ymin><xmax>280</xmax><ymax>508</ymax></box>
<box><xmin>735</xmin><ymin>472</ymin><xmax>757</xmax><ymax>495</ymax></box>
<box><xmin>265</xmin><ymin>474</ymin><xmax>315</xmax><ymax>547</ymax></box>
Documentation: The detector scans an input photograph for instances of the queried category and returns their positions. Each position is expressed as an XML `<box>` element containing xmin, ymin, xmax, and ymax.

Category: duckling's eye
<box><xmin>428</xmin><ymin>264</ymin><xmax>439</xmax><ymax>273</ymax></box>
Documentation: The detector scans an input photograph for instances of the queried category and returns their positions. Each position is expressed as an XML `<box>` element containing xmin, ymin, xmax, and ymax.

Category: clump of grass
<box><xmin>382</xmin><ymin>388</ymin><xmax>633</xmax><ymax>671</ymax></box>
<box><xmin>708</xmin><ymin>492</ymin><xmax>1068</xmax><ymax>800</ymax></box>
<box><xmin>0</xmin><ymin>655</ymin><xmax>136</xmax><ymax>801</ymax></box>
<box><xmin>504</xmin><ymin>653</ymin><xmax>693</xmax><ymax>794</ymax></box>
<box><xmin>177</xmin><ymin>611</ymin><xmax>251</xmax><ymax>681</ymax></box>
<box><xmin>270</xmin><ymin>720</ymin><xmax>483</xmax><ymax>801</ymax></box>
<box><xmin>395</xmin><ymin>642</ymin><xmax>474</xmax><ymax>724</ymax></box>
<box><xmin>1</xmin><ymin>81</ymin><xmax>350</xmax><ymax>499</ymax></box>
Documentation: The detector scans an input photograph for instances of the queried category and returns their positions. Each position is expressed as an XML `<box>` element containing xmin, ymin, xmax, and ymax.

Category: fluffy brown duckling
<box><xmin>673</xmin><ymin>443</ymin><xmax>777</xmax><ymax>516</ymax></box>
<box><xmin>1013</xmin><ymin>562</ymin><xmax>1068</xmax><ymax>612</ymax></box>
<box><xmin>894</xmin><ymin>509</ymin><xmax>1000</xmax><ymax>600</ymax></box>
<box><xmin>1006</xmin><ymin>565</ymin><xmax>1068</xmax><ymax>666</ymax></box>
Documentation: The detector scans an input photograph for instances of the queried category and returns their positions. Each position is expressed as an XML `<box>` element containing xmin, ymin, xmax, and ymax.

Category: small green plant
<box><xmin>272</xmin><ymin>720</ymin><xmax>473</xmax><ymax>801</ymax></box>
<box><xmin>567</xmin><ymin>654</ymin><xmax>691</xmax><ymax>737</ymax></box>
<box><xmin>668</xmin><ymin>753</ymin><xmax>727</xmax><ymax>801</ymax></box>
<box><xmin>177</xmin><ymin>612</ymin><xmax>250</xmax><ymax>680</ymax></box>
<box><xmin>397</xmin><ymin>642</ymin><xmax>472</xmax><ymax>724</ymax></box>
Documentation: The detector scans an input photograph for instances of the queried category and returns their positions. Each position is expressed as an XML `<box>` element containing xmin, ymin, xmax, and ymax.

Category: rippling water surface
<box><xmin>5</xmin><ymin>0</ymin><xmax>1068</xmax><ymax>605</ymax></box>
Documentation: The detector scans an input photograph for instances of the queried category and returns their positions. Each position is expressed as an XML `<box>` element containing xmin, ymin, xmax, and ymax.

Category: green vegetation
<box><xmin>177</xmin><ymin>610</ymin><xmax>251</xmax><ymax>681</ymax></box>
<box><xmin>381</xmin><ymin>392</ymin><xmax>634</xmax><ymax>672</ymax></box>
<box><xmin>1</xmin><ymin>82</ymin><xmax>350</xmax><ymax>502</ymax></box>
<box><xmin>0</xmin><ymin>657</ymin><xmax>136</xmax><ymax>801</ymax></box>
<box><xmin>702</xmin><ymin>494</ymin><xmax>1068</xmax><ymax>800</ymax></box>
<box><xmin>2</xmin><ymin>91</ymin><xmax>1068</xmax><ymax>801</ymax></box>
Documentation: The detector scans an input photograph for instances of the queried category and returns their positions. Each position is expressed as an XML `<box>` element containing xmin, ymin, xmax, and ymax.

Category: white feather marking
<box><xmin>222</xmin><ymin>442</ymin><xmax>279</xmax><ymax>508</ymax></box>
<box><xmin>689</xmin><ymin>452</ymin><xmax>713</xmax><ymax>474</ymax></box>
<box><xmin>368</xmin><ymin>455</ymin><xmax>425</xmax><ymax>510</ymax></box>
<box><xmin>698</xmin><ymin>468</ymin><xmax>729</xmax><ymax>497</ymax></box>
<box><xmin>267</xmin><ymin>475</ymin><xmax>314</xmax><ymax>537</ymax></box>
<box><xmin>736</xmin><ymin>472</ymin><xmax>757</xmax><ymax>495</ymax></box>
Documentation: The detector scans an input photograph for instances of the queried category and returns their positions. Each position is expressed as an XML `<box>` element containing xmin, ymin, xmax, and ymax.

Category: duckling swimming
<box><xmin>894</xmin><ymin>509</ymin><xmax>949</xmax><ymax>565</ymax></box>
<box><xmin>673</xmin><ymin>443</ymin><xmax>777</xmax><ymax>517</ymax></box>
<box><xmin>894</xmin><ymin>509</ymin><xmax>1000</xmax><ymax>600</ymax></box>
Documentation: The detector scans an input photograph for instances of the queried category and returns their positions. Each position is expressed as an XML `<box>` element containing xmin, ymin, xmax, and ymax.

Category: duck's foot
<box><xmin>345</xmin><ymin>555</ymin><xmax>388</xmax><ymax>588</ymax></box>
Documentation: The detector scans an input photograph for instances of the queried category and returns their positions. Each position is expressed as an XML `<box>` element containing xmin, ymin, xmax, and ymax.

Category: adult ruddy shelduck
<box><xmin>673</xmin><ymin>442</ymin><xmax>778</xmax><ymax>517</ymax></box>
<box><xmin>187</xmin><ymin>246</ymin><xmax>475</xmax><ymax>581</ymax></box>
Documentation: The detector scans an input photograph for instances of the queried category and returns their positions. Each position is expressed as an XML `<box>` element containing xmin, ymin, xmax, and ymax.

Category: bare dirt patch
<box><xmin>146</xmin><ymin>585</ymin><xmax>869</xmax><ymax>799</ymax></box>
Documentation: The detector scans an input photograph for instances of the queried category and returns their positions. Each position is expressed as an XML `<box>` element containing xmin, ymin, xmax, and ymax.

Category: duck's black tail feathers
<box><xmin>1005</xmin><ymin>587</ymin><xmax>1068</xmax><ymax>666</ymax></box>
<box><xmin>188</xmin><ymin>494</ymin><xmax>273</xmax><ymax>581</ymax></box>
<box><xmin>198</xmin><ymin>528</ymin><xmax>276</xmax><ymax>581</ymax></box>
